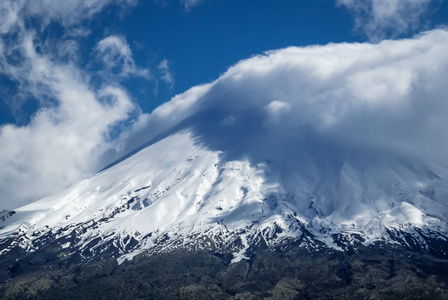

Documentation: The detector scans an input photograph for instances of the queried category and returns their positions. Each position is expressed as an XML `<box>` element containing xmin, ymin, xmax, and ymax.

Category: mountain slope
<box><xmin>1</xmin><ymin>123</ymin><xmax>448</xmax><ymax>270</ymax></box>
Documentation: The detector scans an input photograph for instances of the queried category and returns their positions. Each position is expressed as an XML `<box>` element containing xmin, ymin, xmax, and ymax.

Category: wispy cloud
<box><xmin>95</xmin><ymin>35</ymin><xmax>150</xmax><ymax>80</ymax></box>
<box><xmin>158</xmin><ymin>59</ymin><xmax>174</xmax><ymax>88</ymax></box>
<box><xmin>0</xmin><ymin>45</ymin><xmax>136</xmax><ymax>208</ymax></box>
<box><xmin>337</xmin><ymin>0</ymin><xmax>441</xmax><ymax>40</ymax></box>
<box><xmin>0</xmin><ymin>0</ymin><xmax>140</xmax><ymax>208</ymax></box>
<box><xmin>180</xmin><ymin>0</ymin><xmax>205</xmax><ymax>10</ymax></box>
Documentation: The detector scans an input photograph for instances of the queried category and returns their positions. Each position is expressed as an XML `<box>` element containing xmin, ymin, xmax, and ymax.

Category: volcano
<box><xmin>2</xmin><ymin>31</ymin><xmax>448</xmax><ymax>299</ymax></box>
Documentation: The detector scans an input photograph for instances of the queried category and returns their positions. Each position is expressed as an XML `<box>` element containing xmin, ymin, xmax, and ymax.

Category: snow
<box><xmin>231</xmin><ymin>234</ymin><xmax>250</xmax><ymax>264</ymax></box>
<box><xmin>1</xmin><ymin>123</ymin><xmax>448</xmax><ymax>262</ymax></box>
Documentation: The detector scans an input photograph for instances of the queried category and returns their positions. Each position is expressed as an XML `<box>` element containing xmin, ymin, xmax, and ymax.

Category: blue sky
<box><xmin>0</xmin><ymin>1</ymin><xmax>355</xmax><ymax>124</ymax></box>
<box><xmin>2</xmin><ymin>0</ymin><xmax>447</xmax><ymax>124</ymax></box>
<box><xmin>85</xmin><ymin>0</ymin><xmax>448</xmax><ymax>111</ymax></box>
<box><xmin>1</xmin><ymin>0</ymin><xmax>448</xmax><ymax>208</ymax></box>
<box><xmin>122</xmin><ymin>0</ymin><xmax>355</xmax><ymax>98</ymax></box>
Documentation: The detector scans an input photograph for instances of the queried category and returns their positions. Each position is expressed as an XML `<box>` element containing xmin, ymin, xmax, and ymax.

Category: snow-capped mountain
<box><xmin>2</xmin><ymin>31</ymin><xmax>448</xmax><ymax>271</ymax></box>
<box><xmin>1</xmin><ymin>123</ymin><xmax>448</xmax><ymax>267</ymax></box>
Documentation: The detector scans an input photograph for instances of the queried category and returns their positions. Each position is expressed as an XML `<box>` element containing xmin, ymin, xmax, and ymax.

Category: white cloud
<box><xmin>7</xmin><ymin>0</ymin><xmax>136</xmax><ymax>30</ymax></box>
<box><xmin>0</xmin><ymin>0</ymin><xmax>140</xmax><ymax>209</ymax></box>
<box><xmin>95</xmin><ymin>35</ymin><xmax>150</xmax><ymax>79</ymax></box>
<box><xmin>120</xmin><ymin>30</ymin><xmax>448</xmax><ymax>172</ymax></box>
<box><xmin>337</xmin><ymin>0</ymin><xmax>441</xmax><ymax>40</ymax></box>
<box><xmin>265</xmin><ymin>100</ymin><xmax>291</xmax><ymax>115</ymax></box>
<box><xmin>0</xmin><ymin>36</ymin><xmax>135</xmax><ymax>208</ymax></box>
<box><xmin>158</xmin><ymin>59</ymin><xmax>174</xmax><ymax>88</ymax></box>
<box><xmin>180</xmin><ymin>0</ymin><xmax>205</xmax><ymax>10</ymax></box>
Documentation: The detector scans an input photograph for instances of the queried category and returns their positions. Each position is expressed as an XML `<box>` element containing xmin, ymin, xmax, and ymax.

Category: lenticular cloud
<box><xmin>127</xmin><ymin>29</ymin><xmax>448</xmax><ymax>167</ymax></box>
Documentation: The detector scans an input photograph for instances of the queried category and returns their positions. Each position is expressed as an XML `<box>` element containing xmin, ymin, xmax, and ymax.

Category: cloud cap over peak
<box><xmin>128</xmin><ymin>29</ymin><xmax>448</xmax><ymax>168</ymax></box>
